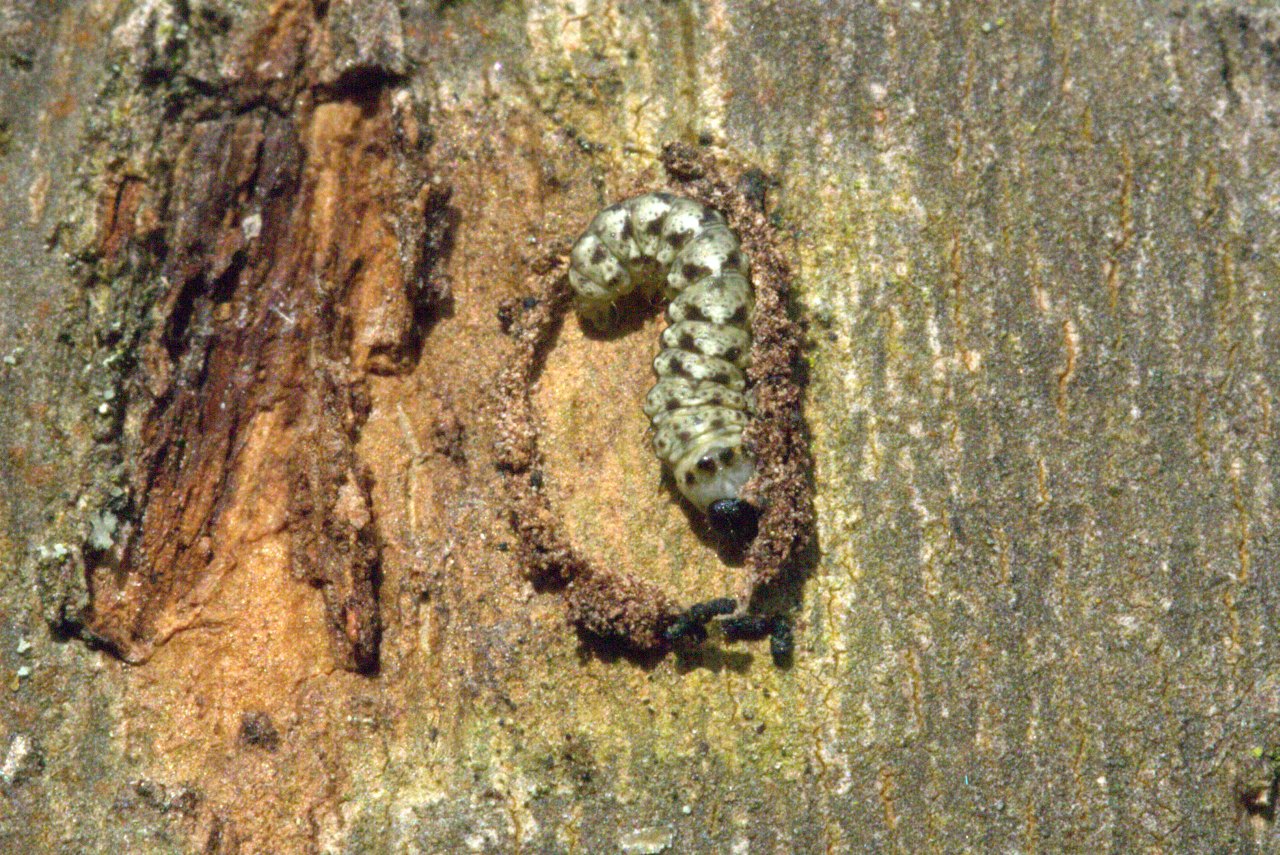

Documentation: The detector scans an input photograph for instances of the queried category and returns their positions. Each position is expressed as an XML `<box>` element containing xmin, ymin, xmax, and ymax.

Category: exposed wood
<box><xmin>1</xmin><ymin>1</ymin><xmax>1278</xmax><ymax>852</ymax></box>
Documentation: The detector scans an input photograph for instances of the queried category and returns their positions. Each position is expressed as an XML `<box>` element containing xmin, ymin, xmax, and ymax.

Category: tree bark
<box><xmin>1</xmin><ymin>0</ymin><xmax>1278</xmax><ymax>851</ymax></box>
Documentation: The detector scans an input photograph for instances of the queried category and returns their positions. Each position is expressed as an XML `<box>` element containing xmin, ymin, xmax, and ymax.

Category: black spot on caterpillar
<box><xmin>568</xmin><ymin>194</ymin><xmax>758</xmax><ymax>541</ymax></box>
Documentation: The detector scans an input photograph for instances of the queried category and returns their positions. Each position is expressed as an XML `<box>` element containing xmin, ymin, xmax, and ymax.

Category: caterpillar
<box><xmin>568</xmin><ymin>193</ymin><xmax>758</xmax><ymax>542</ymax></box>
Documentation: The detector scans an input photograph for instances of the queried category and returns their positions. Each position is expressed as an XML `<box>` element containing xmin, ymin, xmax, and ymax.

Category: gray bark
<box><xmin>1</xmin><ymin>0</ymin><xmax>1278</xmax><ymax>851</ymax></box>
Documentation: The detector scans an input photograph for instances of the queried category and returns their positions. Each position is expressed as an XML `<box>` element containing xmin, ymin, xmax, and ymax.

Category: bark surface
<box><xmin>1</xmin><ymin>1</ymin><xmax>1279</xmax><ymax>851</ymax></box>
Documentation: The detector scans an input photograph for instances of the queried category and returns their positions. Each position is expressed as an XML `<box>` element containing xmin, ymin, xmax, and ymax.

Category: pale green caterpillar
<box><xmin>568</xmin><ymin>193</ymin><xmax>757</xmax><ymax>541</ymax></box>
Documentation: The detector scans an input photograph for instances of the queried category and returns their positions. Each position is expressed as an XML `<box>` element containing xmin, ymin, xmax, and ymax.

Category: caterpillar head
<box><xmin>707</xmin><ymin>497</ymin><xmax>759</xmax><ymax>544</ymax></box>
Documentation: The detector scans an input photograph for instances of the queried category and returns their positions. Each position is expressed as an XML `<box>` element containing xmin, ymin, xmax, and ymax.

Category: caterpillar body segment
<box><xmin>568</xmin><ymin>193</ymin><xmax>758</xmax><ymax>541</ymax></box>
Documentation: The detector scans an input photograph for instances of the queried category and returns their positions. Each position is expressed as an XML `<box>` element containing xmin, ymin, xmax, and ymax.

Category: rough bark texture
<box><xmin>2</xmin><ymin>0</ymin><xmax>1279</xmax><ymax>852</ymax></box>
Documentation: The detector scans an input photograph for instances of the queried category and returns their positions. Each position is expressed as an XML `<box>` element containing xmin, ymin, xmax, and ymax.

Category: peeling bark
<box><xmin>37</xmin><ymin>0</ymin><xmax>451</xmax><ymax>670</ymax></box>
<box><xmin>2</xmin><ymin>1</ymin><xmax>1279</xmax><ymax>852</ymax></box>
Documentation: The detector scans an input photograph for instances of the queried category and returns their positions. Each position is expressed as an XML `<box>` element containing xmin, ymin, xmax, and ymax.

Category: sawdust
<box><xmin>495</xmin><ymin>144</ymin><xmax>814</xmax><ymax>651</ymax></box>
